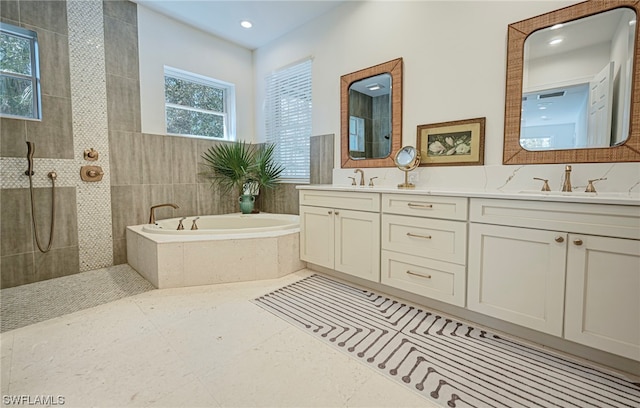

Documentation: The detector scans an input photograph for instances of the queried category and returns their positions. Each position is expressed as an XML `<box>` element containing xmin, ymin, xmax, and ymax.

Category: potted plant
<box><xmin>201</xmin><ymin>141</ymin><xmax>284</xmax><ymax>214</ymax></box>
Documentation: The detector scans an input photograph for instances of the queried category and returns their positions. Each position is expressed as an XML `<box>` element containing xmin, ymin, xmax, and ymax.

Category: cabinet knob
<box><xmin>328</xmin><ymin>210</ymin><xmax>332</xmax><ymax>215</ymax></box>
<box><xmin>554</xmin><ymin>236</ymin><xmax>564</xmax><ymax>243</ymax></box>
<box><xmin>573</xmin><ymin>238</ymin><xmax>583</xmax><ymax>246</ymax></box>
<box><xmin>334</xmin><ymin>211</ymin><xmax>340</xmax><ymax>215</ymax></box>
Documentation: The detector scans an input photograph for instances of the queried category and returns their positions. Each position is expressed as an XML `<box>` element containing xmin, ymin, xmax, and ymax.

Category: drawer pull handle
<box><xmin>407</xmin><ymin>203</ymin><xmax>433</xmax><ymax>209</ymax></box>
<box><xmin>406</xmin><ymin>232</ymin><xmax>432</xmax><ymax>239</ymax></box>
<box><xmin>406</xmin><ymin>270</ymin><xmax>432</xmax><ymax>279</ymax></box>
<box><xmin>574</xmin><ymin>239</ymin><xmax>583</xmax><ymax>246</ymax></box>
<box><xmin>554</xmin><ymin>236</ymin><xmax>564</xmax><ymax>243</ymax></box>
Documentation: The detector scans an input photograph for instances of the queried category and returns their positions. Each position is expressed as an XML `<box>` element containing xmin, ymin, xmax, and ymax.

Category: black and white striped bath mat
<box><xmin>253</xmin><ymin>274</ymin><xmax>640</xmax><ymax>408</ymax></box>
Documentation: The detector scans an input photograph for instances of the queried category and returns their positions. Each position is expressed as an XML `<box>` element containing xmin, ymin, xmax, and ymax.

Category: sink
<box><xmin>517</xmin><ymin>190</ymin><xmax>637</xmax><ymax>198</ymax></box>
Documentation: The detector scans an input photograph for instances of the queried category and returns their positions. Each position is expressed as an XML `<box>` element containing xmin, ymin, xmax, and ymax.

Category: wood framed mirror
<box><xmin>341</xmin><ymin>58</ymin><xmax>403</xmax><ymax>168</ymax></box>
<box><xmin>503</xmin><ymin>0</ymin><xmax>640</xmax><ymax>164</ymax></box>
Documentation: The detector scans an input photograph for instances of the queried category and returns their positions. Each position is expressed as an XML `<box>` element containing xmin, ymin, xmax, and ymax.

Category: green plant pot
<box><xmin>239</xmin><ymin>194</ymin><xmax>255</xmax><ymax>214</ymax></box>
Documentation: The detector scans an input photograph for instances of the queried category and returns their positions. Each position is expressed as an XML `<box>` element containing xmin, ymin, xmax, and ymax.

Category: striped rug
<box><xmin>253</xmin><ymin>274</ymin><xmax>640</xmax><ymax>408</ymax></box>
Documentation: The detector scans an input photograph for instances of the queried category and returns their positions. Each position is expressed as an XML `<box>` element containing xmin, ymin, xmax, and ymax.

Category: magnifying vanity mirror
<box><xmin>341</xmin><ymin>58</ymin><xmax>403</xmax><ymax>168</ymax></box>
<box><xmin>503</xmin><ymin>1</ymin><xmax>640</xmax><ymax>164</ymax></box>
<box><xmin>395</xmin><ymin>146</ymin><xmax>420</xmax><ymax>189</ymax></box>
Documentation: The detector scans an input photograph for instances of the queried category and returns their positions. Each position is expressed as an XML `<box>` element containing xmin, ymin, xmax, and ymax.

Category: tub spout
<box><xmin>149</xmin><ymin>203</ymin><xmax>179</xmax><ymax>224</ymax></box>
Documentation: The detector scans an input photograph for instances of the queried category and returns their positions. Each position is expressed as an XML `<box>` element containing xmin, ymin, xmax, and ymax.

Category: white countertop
<box><xmin>297</xmin><ymin>184</ymin><xmax>640</xmax><ymax>206</ymax></box>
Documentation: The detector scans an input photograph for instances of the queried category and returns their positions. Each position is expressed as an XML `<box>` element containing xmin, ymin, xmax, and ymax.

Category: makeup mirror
<box><xmin>395</xmin><ymin>146</ymin><xmax>420</xmax><ymax>189</ymax></box>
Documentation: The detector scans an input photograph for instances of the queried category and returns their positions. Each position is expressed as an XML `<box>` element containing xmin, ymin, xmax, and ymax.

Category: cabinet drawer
<box><xmin>470</xmin><ymin>198</ymin><xmax>640</xmax><ymax>240</ymax></box>
<box><xmin>381</xmin><ymin>251</ymin><xmax>465</xmax><ymax>307</ymax></box>
<box><xmin>382</xmin><ymin>194</ymin><xmax>467</xmax><ymax>220</ymax></box>
<box><xmin>299</xmin><ymin>190</ymin><xmax>380</xmax><ymax>212</ymax></box>
<box><xmin>382</xmin><ymin>214</ymin><xmax>467</xmax><ymax>264</ymax></box>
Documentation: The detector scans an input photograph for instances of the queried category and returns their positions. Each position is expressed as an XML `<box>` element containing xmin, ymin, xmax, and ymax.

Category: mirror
<box><xmin>341</xmin><ymin>58</ymin><xmax>403</xmax><ymax>168</ymax></box>
<box><xmin>522</xmin><ymin>8</ymin><xmax>635</xmax><ymax>151</ymax></box>
<box><xmin>395</xmin><ymin>146</ymin><xmax>420</xmax><ymax>189</ymax></box>
<box><xmin>504</xmin><ymin>1</ymin><xmax>640</xmax><ymax>164</ymax></box>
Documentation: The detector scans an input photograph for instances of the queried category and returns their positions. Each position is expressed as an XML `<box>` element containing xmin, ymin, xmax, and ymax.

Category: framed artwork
<box><xmin>417</xmin><ymin>117</ymin><xmax>485</xmax><ymax>166</ymax></box>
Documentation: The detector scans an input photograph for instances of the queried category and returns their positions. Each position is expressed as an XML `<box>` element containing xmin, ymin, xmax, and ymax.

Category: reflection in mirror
<box><xmin>503</xmin><ymin>1</ymin><xmax>640</xmax><ymax>164</ymax></box>
<box><xmin>341</xmin><ymin>58</ymin><xmax>403</xmax><ymax>168</ymax></box>
<box><xmin>348</xmin><ymin>73</ymin><xmax>392</xmax><ymax>160</ymax></box>
<box><xmin>395</xmin><ymin>146</ymin><xmax>420</xmax><ymax>189</ymax></box>
<box><xmin>521</xmin><ymin>7</ymin><xmax>636</xmax><ymax>151</ymax></box>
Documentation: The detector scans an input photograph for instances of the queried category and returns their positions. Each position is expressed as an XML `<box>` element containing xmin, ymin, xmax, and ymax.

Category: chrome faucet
<box><xmin>561</xmin><ymin>165</ymin><xmax>572</xmax><ymax>192</ymax></box>
<box><xmin>148</xmin><ymin>203</ymin><xmax>179</xmax><ymax>224</ymax></box>
<box><xmin>354</xmin><ymin>169</ymin><xmax>365</xmax><ymax>186</ymax></box>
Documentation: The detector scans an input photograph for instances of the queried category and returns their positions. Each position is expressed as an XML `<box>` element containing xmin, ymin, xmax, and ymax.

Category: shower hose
<box><xmin>28</xmin><ymin>171</ymin><xmax>57</xmax><ymax>253</ymax></box>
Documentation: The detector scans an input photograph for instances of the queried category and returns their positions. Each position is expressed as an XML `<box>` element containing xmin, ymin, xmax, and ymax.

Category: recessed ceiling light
<box><xmin>539</xmin><ymin>106</ymin><xmax>547</xmax><ymax>110</ymax></box>
<box><xmin>366</xmin><ymin>83</ymin><xmax>384</xmax><ymax>91</ymax></box>
<box><xmin>240</xmin><ymin>20</ymin><xmax>253</xmax><ymax>29</ymax></box>
<box><xmin>550</xmin><ymin>23</ymin><xmax>564</xmax><ymax>30</ymax></box>
<box><xmin>549</xmin><ymin>38</ymin><xmax>563</xmax><ymax>46</ymax></box>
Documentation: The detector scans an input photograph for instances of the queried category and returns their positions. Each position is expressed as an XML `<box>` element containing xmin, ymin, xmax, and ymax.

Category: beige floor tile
<box><xmin>0</xmin><ymin>268</ymin><xmax>437</xmax><ymax>408</ymax></box>
<box><xmin>200</xmin><ymin>325</ymin><xmax>378</xmax><ymax>407</ymax></box>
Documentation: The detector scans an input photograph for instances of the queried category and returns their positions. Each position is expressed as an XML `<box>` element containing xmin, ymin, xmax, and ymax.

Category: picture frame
<box><xmin>417</xmin><ymin>117</ymin><xmax>485</xmax><ymax>166</ymax></box>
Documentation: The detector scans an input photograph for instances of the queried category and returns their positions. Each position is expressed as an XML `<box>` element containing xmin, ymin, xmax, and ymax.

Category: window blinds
<box><xmin>265</xmin><ymin>59</ymin><xmax>312</xmax><ymax>182</ymax></box>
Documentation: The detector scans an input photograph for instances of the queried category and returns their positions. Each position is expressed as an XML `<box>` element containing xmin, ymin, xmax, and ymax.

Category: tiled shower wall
<box><xmin>1</xmin><ymin>0</ymin><xmax>79</xmax><ymax>288</ymax></box>
<box><xmin>1</xmin><ymin>0</ymin><xmax>332</xmax><ymax>286</ymax></box>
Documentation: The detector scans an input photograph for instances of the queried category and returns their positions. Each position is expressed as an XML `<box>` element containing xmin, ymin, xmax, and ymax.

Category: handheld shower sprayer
<box><xmin>24</xmin><ymin>141</ymin><xmax>56</xmax><ymax>253</ymax></box>
<box><xmin>25</xmin><ymin>141</ymin><xmax>35</xmax><ymax>176</ymax></box>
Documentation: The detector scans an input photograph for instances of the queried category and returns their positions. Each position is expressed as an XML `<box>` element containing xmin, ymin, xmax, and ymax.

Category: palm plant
<box><xmin>201</xmin><ymin>141</ymin><xmax>284</xmax><ymax>199</ymax></box>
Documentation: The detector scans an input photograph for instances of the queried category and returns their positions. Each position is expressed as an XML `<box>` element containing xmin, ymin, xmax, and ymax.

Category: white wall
<box><xmin>137</xmin><ymin>6</ymin><xmax>255</xmax><ymax>140</ymax></box>
<box><xmin>253</xmin><ymin>1</ymin><xmax>580</xmax><ymax>164</ymax></box>
<box><xmin>252</xmin><ymin>1</ymin><xmax>640</xmax><ymax>193</ymax></box>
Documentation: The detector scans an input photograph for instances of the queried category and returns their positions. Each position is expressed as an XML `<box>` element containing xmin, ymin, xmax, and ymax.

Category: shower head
<box><xmin>25</xmin><ymin>141</ymin><xmax>35</xmax><ymax>176</ymax></box>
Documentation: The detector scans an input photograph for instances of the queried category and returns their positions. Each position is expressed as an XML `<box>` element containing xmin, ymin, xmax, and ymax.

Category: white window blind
<box><xmin>265</xmin><ymin>59</ymin><xmax>312</xmax><ymax>182</ymax></box>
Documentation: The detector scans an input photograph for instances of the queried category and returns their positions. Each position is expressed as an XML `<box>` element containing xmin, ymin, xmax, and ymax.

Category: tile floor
<box><xmin>0</xmin><ymin>267</ymin><xmax>437</xmax><ymax>407</ymax></box>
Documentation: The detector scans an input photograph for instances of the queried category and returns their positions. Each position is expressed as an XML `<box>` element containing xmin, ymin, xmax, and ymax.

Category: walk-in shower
<box><xmin>25</xmin><ymin>141</ymin><xmax>57</xmax><ymax>253</ymax></box>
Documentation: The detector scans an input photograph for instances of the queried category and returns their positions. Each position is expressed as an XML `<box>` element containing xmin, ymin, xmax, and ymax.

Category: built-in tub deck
<box><xmin>127</xmin><ymin>214</ymin><xmax>306</xmax><ymax>289</ymax></box>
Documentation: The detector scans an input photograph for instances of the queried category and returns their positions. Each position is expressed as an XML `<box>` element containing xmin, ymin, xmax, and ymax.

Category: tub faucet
<box><xmin>354</xmin><ymin>169</ymin><xmax>365</xmax><ymax>186</ymax></box>
<box><xmin>177</xmin><ymin>217</ymin><xmax>186</xmax><ymax>230</ymax></box>
<box><xmin>149</xmin><ymin>203</ymin><xmax>179</xmax><ymax>224</ymax></box>
<box><xmin>561</xmin><ymin>165</ymin><xmax>572</xmax><ymax>192</ymax></box>
<box><xmin>191</xmin><ymin>217</ymin><xmax>200</xmax><ymax>230</ymax></box>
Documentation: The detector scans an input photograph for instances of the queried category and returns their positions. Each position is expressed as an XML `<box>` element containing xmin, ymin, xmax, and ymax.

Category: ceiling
<box><xmin>133</xmin><ymin>0</ymin><xmax>345</xmax><ymax>50</ymax></box>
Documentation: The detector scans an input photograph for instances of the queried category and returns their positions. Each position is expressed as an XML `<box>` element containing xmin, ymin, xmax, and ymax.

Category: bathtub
<box><xmin>142</xmin><ymin>213</ymin><xmax>299</xmax><ymax>235</ymax></box>
<box><xmin>126</xmin><ymin>213</ymin><xmax>306</xmax><ymax>289</ymax></box>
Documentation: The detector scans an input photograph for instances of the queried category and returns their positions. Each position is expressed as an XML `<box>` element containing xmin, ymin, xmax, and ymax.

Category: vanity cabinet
<box><xmin>299</xmin><ymin>190</ymin><xmax>380</xmax><ymax>282</ymax></box>
<box><xmin>565</xmin><ymin>235</ymin><xmax>640</xmax><ymax>361</ymax></box>
<box><xmin>468</xmin><ymin>198</ymin><xmax>640</xmax><ymax>360</ymax></box>
<box><xmin>380</xmin><ymin>194</ymin><xmax>468</xmax><ymax>306</ymax></box>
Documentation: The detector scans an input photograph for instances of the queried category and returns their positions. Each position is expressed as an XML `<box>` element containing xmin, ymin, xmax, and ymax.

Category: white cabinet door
<box><xmin>299</xmin><ymin>205</ymin><xmax>334</xmax><ymax>269</ymax></box>
<box><xmin>334</xmin><ymin>209</ymin><xmax>380</xmax><ymax>282</ymax></box>
<box><xmin>565</xmin><ymin>234</ymin><xmax>640</xmax><ymax>361</ymax></box>
<box><xmin>468</xmin><ymin>223</ymin><xmax>567</xmax><ymax>336</ymax></box>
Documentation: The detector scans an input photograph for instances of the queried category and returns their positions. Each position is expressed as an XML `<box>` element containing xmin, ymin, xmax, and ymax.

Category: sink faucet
<box><xmin>149</xmin><ymin>203</ymin><xmax>179</xmax><ymax>224</ymax></box>
<box><xmin>561</xmin><ymin>165</ymin><xmax>572</xmax><ymax>192</ymax></box>
<box><xmin>354</xmin><ymin>169</ymin><xmax>365</xmax><ymax>186</ymax></box>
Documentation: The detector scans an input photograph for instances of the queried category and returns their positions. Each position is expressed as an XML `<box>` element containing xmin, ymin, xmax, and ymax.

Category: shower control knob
<box><xmin>80</xmin><ymin>165</ymin><xmax>104</xmax><ymax>182</ymax></box>
<box><xmin>84</xmin><ymin>148</ymin><xmax>99</xmax><ymax>161</ymax></box>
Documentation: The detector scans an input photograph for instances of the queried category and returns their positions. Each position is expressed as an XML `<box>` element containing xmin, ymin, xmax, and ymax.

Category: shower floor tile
<box><xmin>0</xmin><ymin>264</ymin><xmax>155</xmax><ymax>332</ymax></box>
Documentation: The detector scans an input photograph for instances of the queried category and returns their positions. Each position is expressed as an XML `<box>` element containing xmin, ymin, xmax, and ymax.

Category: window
<box><xmin>265</xmin><ymin>59</ymin><xmax>312</xmax><ymax>182</ymax></box>
<box><xmin>0</xmin><ymin>23</ymin><xmax>41</xmax><ymax>120</ymax></box>
<box><xmin>164</xmin><ymin>66</ymin><xmax>235</xmax><ymax>140</ymax></box>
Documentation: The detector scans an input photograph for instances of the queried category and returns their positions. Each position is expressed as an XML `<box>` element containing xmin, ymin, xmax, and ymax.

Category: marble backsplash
<box><xmin>333</xmin><ymin>162</ymin><xmax>640</xmax><ymax>195</ymax></box>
